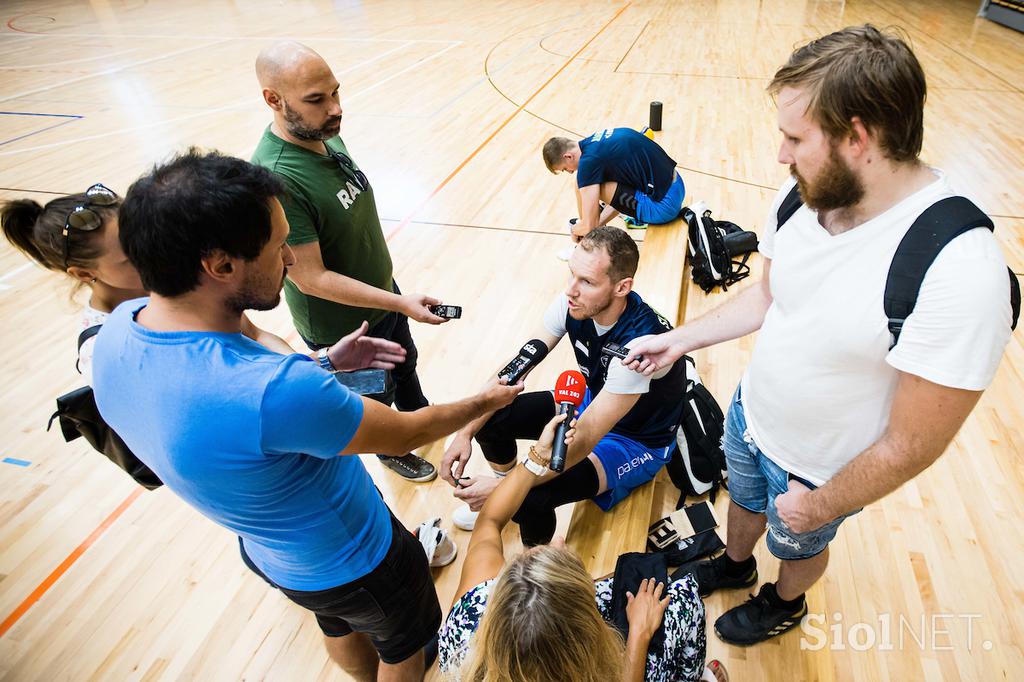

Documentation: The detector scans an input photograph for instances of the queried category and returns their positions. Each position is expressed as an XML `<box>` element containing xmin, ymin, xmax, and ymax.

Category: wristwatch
<box><xmin>316</xmin><ymin>348</ymin><xmax>338</xmax><ymax>373</ymax></box>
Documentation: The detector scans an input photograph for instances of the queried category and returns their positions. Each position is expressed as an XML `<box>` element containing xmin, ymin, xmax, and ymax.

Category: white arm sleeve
<box><xmin>602</xmin><ymin>346</ymin><xmax>672</xmax><ymax>394</ymax></box>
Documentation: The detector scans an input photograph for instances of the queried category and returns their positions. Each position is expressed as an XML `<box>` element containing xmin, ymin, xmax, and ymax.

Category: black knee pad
<box><xmin>609</xmin><ymin>184</ymin><xmax>640</xmax><ymax>218</ymax></box>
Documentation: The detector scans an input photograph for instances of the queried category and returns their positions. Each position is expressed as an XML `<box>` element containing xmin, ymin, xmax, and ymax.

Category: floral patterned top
<box><xmin>438</xmin><ymin>574</ymin><xmax>706</xmax><ymax>681</ymax></box>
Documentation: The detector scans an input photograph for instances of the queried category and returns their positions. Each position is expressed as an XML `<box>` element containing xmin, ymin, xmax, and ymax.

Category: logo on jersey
<box><xmin>336</xmin><ymin>180</ymin><xmax>363</xmax><ymax>210</ymax></box>
<box><xmin>574</xmin><ymin>339</ymin><xmax>589</xmax><ymax>356</ymax></box>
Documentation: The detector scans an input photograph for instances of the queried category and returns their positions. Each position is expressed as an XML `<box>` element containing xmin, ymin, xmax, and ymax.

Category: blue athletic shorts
<box><xmin>578</xmin><ymin>391</ymin><xmax>673</xmax><ymax>511</ymax></box>
<box><xmin>635</xmin><ymin>172</ymin><xmax>685</xmax><ymax>225</ymax></box>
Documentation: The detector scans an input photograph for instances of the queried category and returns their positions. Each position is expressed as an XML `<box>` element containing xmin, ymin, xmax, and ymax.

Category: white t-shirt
<box><xmin>742</xmin><ymin>172</ymin><xmax>1011</xmax><ymax>485</ymax></box>
<box><xmin>78</xmin><ymin>301</ymin><xmax>109</xmax><ymax>385</ymax></box>
<box><xmin>542</xmin><ymin>293</ymin><xmax>670</xmax><ymax>394</ymax></box>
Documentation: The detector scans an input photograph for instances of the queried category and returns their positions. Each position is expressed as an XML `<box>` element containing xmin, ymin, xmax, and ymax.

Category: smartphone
<box><xmin>601</xmin><ymin>341</ymin><xmax>641</xmax><ymax>362</ymax></box>
<box><xmin>335</xmin><ymin>369</ymin><xmax>389</xmax><ymax>396</ymax></box>
<box><xmin>601</xmin><ymin>342</ymin><xmax>630</xmax><ymax>359</ymax></box>
<box><xmin>429</xmin><ymin>304</ymin><xmax>462</xmax><ymax>319</ymax></box>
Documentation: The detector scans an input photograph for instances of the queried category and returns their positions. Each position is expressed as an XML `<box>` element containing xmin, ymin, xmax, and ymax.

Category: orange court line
<box><xmin>385</xmin><ymin>2</ymin><xmax>632</xmax><ymax>241</ymax></box>
<box><xmin>0</xmin><ymin>487</ymin><xmax>144</xmax><ymax>638</ymax></box>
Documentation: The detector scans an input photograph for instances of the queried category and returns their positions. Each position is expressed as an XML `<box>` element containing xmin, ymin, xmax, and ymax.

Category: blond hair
<box><xmin>459</xmin><ymin>546</ymin><xmax>625</xmax><ymax>682</ymax></box>
<box><xmin>542</xmin><ymin>137</ymin><xmax>575</xmax><ymax>173</ymax></box>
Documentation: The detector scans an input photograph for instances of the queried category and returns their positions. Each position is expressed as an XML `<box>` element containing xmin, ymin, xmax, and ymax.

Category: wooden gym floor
<box><xmin>0</xmin><ymin>0</ymin><xmax>1022</xmax><ymax>680</ymax></box>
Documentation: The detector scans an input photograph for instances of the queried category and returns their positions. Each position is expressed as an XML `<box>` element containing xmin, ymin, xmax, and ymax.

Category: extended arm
<box><xmin>441</xmin><ymin>328</ymin><xmax>562</xmax><ymax>484</ymax></box>
<box><xmin>776</xmin><ymin>370</ymin><xmax>983</xmax><ymax>533</ymax></box>
<box><xmin>287</xmin><ymin>241</ymin><xmax>447</xmax><ymax>325</ymax></box>
<box><xmin>625</xmin><ymin>260</ymin><xmax>774</xmax><ymax>375</ymax></box>
<box><xmin>342</xmin><ymin>381</ymin><xmax>524</xmax><ymax>457</ymax></box>
<box><xmin>452</xmin><ymin>414</ymin><xmax>573</xmax><ymax>603</ymax></box>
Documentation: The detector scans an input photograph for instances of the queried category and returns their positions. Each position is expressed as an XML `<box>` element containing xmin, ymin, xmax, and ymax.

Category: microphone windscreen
<box><xmin>520</xmin><ymin>339</ymin><xmax>549</xmax><ymax>362</ymax></box>
<box><xmin>553</xmin><ymin>370</ymin><xmax>586</xmax><ymax>407</ymax></box>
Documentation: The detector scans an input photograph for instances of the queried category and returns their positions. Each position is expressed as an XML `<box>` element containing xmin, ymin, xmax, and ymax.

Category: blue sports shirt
<box><xmin>576</xmin><ymin>128</ymin><xmax>678</xmax><ymax>201</ymax></box>
<box><xmin>91</xmin><ymin>299</ymin><xmax>392</xmax><ymax>591</ymax></box>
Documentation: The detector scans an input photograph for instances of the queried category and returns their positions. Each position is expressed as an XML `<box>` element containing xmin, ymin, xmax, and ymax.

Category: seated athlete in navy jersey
<box><xmin>543</xmin><ymin>128</ymin><xmax>687</xmax><ymax>243</ymax></box>
<box><xmin>441</xmin><ymin>226</ymin><xmax>688</xmax><ymax>544</ymax></box>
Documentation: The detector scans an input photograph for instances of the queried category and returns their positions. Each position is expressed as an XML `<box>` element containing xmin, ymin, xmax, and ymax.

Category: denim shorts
<box><xmin>724</xmin><ymin>386</ymin><xmax>858</xmax><ymax>560</ymax></box>
<box><xmin>635</xmin><ymin>172</ymin><xmax>685</xmax><ymax>224</ymax></box>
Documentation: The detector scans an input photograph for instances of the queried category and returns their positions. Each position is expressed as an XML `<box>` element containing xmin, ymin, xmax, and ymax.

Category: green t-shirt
<box><xmin>252</xmin><ymin>127</ymin><xmax>393</xmax><ymax>344</ymax></box>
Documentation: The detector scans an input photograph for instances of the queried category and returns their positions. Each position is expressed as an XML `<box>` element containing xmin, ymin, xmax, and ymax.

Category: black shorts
<box><xmin>242</xmin><ymin>512</ymin><xmax>441</xmax><ymax>664</ymax></box>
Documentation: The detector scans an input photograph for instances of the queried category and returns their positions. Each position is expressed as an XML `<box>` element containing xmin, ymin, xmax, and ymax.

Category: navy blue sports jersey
<box><xmin>576</xmin><ymin>128</ymin><xmax>678</xmax><ymax>201</ymax></box>
<box><xmin>565</xmin><ymin>292</ymin><xmax>687</xmax><ymax>448</ymax></box>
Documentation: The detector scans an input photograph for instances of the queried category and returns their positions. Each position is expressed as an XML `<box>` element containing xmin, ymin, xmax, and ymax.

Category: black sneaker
<box><xmin>377</xmin><ymin>453</ymin><xmax>437</xmax><ymax>482</ymax></box>
<box><xmin>714</xmin><ymin>583</ymin><xmax>807</xmax><ymax>646</ymax></box>
<box><xmin>691</xmin><ymin>552</ymin><xmax>758</xmax><ymax>597</ymax></box>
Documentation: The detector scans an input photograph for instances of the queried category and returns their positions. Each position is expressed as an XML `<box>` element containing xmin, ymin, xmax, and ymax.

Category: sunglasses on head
<box><xmin>328</xmin><ymin>150</ymin><xmax>370</xmax><ymax>193</ymax></box>
<box><xmin>63</xmin><ymin>183</ymin><xmax>118</xmax><ymax>269</ymax></box>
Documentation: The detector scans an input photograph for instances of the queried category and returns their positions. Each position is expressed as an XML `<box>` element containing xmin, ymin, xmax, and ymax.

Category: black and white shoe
<box><xmin>377</xmin><ymin>453</ymin><xmax>437</xmax><ymax>482</ymax></box>
<box><xmin>714</xmin><ymin>583</ymin><xmax>807</xmax><ymax>646</ymax></box>
<box><xmin>691</xmin><ymin>552</ymin><xmax>758</xmax><ymax>597</ymax></box>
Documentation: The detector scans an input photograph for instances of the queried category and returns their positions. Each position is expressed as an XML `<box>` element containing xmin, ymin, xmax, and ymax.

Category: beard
<box><xmin>227</xmin><ymin>268</ymin><xmax>286</xmax><ymax>314</ymax></box>
<box><xmin>282</xmin><ymin>101</ymin><xmax>341</xmax><ymax>142</ymax></box>
<box><xmin>568</xmin><ymin>295</ymin><xmax>613</xmax><ymax>321</ymax></box>
<box><xmin>791</xmin><ymin>144</ymin><xmax>864</xmax><ymax>211</ymax></box>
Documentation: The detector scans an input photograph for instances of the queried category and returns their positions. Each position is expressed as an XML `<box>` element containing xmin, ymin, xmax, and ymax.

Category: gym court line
<box><xmin>385</xmin><ymin>2</ymin><xmax>633</xmax><ymax>242</ymax></box>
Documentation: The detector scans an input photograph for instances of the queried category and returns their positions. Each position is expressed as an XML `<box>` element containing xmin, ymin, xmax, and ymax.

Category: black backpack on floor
<box><xmin>47</xmin><ymin>325</ymin><xmax>163</xmax><ymax>490</ymax></box>
<box><xmin>682</xmin><ymin>202</ymin><xmax>760</xmax><ymax>293</ymax></box>
<box><xmin>666</xmin><ymin>356</ymin><xmax>727</xmax><ymax>508</ymax></box>
<box><xmin>775</xmin><ymin>187</ymin><xmax>1020</xmax><ymax>346</ymax></box>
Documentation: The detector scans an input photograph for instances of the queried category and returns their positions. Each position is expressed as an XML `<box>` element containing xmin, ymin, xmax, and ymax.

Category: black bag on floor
<box><xmin>666</xmin><ymin>356</ymin><xmax>727</xmax><ymax>507</ymax></box>
<box><xmin>47</xmin><ymin>325</ymin><xmax>163</xmax><ymax>490</ymax></box>
<box><xmin>683</xmin><ymin>201</ymin><xmax>759</xmax><ymax>293</ymax></box>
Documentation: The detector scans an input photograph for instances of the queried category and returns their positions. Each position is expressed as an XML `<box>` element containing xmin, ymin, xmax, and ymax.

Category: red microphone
<box><xmin>550</xmin><ymin>370</ymin><xmax>586</xmax><ymax>472</ymax></box>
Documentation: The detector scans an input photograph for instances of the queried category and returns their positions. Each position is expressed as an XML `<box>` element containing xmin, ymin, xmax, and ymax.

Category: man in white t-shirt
<box><xmin>625</xmin><ymin>25</ymin><xmax>1013</xmax><ymax>647</ymax></box>
<box><xmin>440</xmin><ymin>227</ymin><xmax>689</xmax><ymax>544</ymax></box>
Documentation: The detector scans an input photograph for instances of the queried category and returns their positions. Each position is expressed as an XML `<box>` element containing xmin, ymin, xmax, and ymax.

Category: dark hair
<box><xmin>542</xmin><ymin>137</ymin><xmax>575</xmax><ymax>173</ymax></box>
<box><xmin>768</xmin><ymin>25</ymin><xmax>926</xmax><ymax>162</ymax></box>
<box><xmin>578</xmin><ymin>226</ymin><xmax>639</xmax><ymax>282</ymax></box>
<box><xmin>1</xmin><ymin>193</ymin><xmax>116</xmax><ymax>273</ymax></box>
<box><xmin>119</xmin><ymin>148</ymin><xmax>286</xmax><ymax>297</ymax></box>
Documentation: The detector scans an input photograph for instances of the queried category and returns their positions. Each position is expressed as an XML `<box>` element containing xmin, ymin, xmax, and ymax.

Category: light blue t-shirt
<box><xmin>92</xmin><ymin>298</ymin><xmax>392</xmax><ymax>591</ymax></box>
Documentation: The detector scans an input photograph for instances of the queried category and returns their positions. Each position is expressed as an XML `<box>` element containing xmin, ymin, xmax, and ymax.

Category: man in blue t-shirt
<box><xmin>92</xmin><ymin>150</ymin><xmax>522</xmax><ymax>681</ymax></box>
<box><xmin>440</xmin><ymin>227</ymin><xmax>688</xmax><ymax>544</ymax></box>
<box><xmin>543</xmin><ymin>128</ymin><xmax>686</xmax><ymax>242</ymax></box>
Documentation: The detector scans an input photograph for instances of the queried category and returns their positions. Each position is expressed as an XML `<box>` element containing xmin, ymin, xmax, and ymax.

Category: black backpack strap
<box><xmin>775</xmin><ymin>183</ymin><xmax>803</xmax><ymax>230</ymax></box>
<box><xmin>1009</xmin><ymin>270</ymin><xmax>1021</xmax><ymax>331</ymax></box>
<box><xmin>75</xmin><ymin>324</ymin><xmax>102</xmax><ymax>375</ymax></box>
<box><xmin>884</xmin><ymin>197</ymin><xmax>995</xmax><ymax>347</ymax></box>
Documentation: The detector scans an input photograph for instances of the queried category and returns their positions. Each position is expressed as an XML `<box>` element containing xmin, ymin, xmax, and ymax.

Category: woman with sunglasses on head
<box><xmin>1</xmin><ymin>184</ymin><xmax>405</xmax><ymax>383</ymax></box>
<box><xmin>438</xmin><ymin>411</ymin><xmax>728</xmax><ymax>682</ymax></box>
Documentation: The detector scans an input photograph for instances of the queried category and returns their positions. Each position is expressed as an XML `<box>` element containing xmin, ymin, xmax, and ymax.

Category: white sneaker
<box><xmin>452</xmin><ymin>504</ymin><xmax>479</xmax><ymax>531</ymax></box>
<box><xmin>415</xmin><ymin>517</ymin><xmax>458</xmax><ymax>567</ymax></box>
<box><xmin>556</xmin><ymin>246</ymin><xmax>574</xmax><ymax>261</ymax></box>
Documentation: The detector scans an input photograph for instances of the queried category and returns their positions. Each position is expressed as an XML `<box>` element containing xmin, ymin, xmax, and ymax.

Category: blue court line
<box><xmin>3</xmin><ymin>457</ymin><xmax>31</xmax><ymax>467</ymax></box>
<box><xmin>0</xmin><ymin>112</ymin><xmax>83</xmax><ymax>147</ymax></box>
<box><xmin>0</xmin><ymin>111</ymin><xmax>84</xmax><ymax>119</ymax></box>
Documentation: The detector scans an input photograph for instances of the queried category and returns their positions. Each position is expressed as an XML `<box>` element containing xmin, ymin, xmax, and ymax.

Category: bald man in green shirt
<box><xmin>252</xmin><ymin>41</ymin><xmax>447</xmax><ymax>482</ymax></box>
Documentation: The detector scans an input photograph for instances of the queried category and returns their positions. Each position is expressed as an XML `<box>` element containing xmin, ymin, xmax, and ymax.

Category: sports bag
<box><xmin>47</xmin><ymin>325</ymin><xmax>163</xmax><ymax>490</ymax></box>
<box><xmin>682</xmin><ymin>201</ymin><xmax>759</xmax><ymax>293</ymax></box>
<box><xmin>666</xmin><ymin>356</ymin><xmax>727</xmax><ymax>507</ymax></box>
